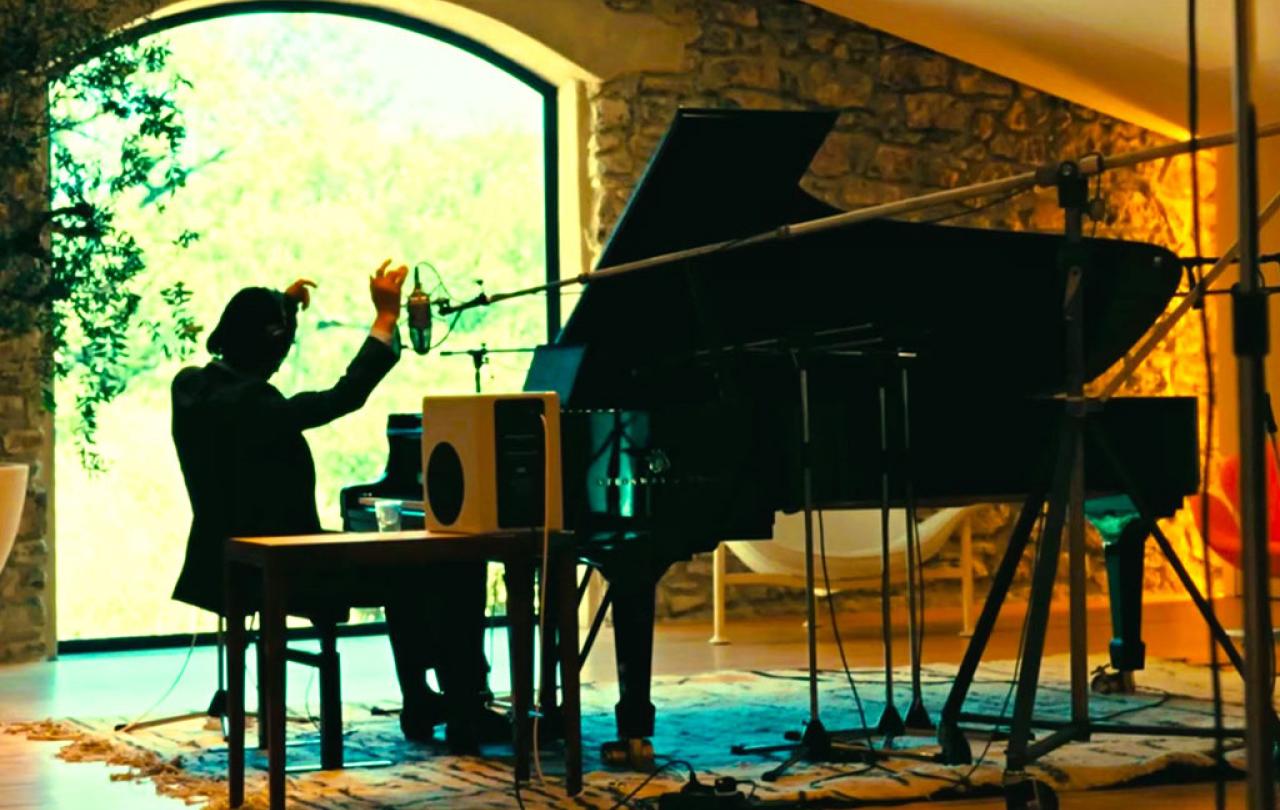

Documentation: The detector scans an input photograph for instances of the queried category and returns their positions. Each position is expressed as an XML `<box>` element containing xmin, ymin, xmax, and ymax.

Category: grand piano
<box><xmin>342</xmin><ymin>109</ymin><xmax>1197</xmax><ymax>758</ymax></box>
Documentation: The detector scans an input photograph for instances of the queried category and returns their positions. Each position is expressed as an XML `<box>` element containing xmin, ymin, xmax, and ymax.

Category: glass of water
<box><xmin>374</xmin><ymin>499</ymin><xmax>402</xmax><ymax>532</ymax></box>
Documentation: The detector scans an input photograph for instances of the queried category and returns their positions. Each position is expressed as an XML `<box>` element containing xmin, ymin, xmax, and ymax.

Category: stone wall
<box><xmin>0</xmin><ymin>73</ymin><xmax>53</xmax><ymax>660</ymax></box>
<box><xmin>584</xmin><ymin>0</ymin><xmax>1218</xmax><ymax>620</ymax></box>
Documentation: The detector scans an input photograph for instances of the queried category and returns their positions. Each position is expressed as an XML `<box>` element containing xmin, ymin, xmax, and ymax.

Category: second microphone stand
<box><xmin>439</xmin><ymin>343</ymin><xmax>535</xmax><ymax>394</ymax></box>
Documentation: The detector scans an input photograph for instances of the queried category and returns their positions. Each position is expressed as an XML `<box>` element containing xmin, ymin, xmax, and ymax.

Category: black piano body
<box><xmin>342</xmin><ymin>108</ymin><xmax>1198</xmax><ymax>747</ymax></box>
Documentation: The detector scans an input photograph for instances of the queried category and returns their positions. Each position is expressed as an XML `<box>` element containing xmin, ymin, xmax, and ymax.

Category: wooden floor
<box><xmin>0</xmin><ymin>597</ymin><xmax>1265</xmax><ymax>808</ymax></box>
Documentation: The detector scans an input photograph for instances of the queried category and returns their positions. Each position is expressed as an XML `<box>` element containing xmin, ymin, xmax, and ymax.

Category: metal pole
<box><xmin>799</xmin><ymin>362</ymin><xmax>820</xmax><ymax>724</ymax></box>
<box><xmin>1231</xmin><ymin>2</ymin><xmax>1274</xmax><ymax>808</ymax></box>
<box><xmin>1099</xmin><ymin>189</ymin><xmax>1280</xmax><ymax>401</ymax></box>
<box><xmin>438</xmin><ymin>122</ymin><xmax>1280</xmax><ymax>320</ymax></box>
<box><xmin>1059</xmin><ymin>163</ymin><xmax>1092</xmax><ymax>734</ymax></box>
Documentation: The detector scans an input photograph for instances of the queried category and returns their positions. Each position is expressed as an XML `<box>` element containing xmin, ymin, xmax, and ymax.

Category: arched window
<box><xmin>54</xmin><ymin>8</ymin><xmax>557</xmax><ymax>643</ymax></box>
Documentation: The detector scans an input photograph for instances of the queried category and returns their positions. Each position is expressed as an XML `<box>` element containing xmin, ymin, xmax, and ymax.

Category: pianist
<box><xmin>170</xmin><ymin>263</ymin><xmax>502</xmax><ymax>752</ymax></box>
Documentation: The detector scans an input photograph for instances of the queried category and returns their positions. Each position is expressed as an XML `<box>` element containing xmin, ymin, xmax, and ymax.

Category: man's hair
<box><xmin>207</xmin><ymin>287</ymin><xmax>298</xmax><ymax>374</ymax></box>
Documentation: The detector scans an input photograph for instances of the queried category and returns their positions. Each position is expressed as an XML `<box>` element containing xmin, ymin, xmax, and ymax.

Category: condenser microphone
<box><xmin>406</xmin><ymin>267</ymin><xmax>433</xmax><ymax>355</ymax></box>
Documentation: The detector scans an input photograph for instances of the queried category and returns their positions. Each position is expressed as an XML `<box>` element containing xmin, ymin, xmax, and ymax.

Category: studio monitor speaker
<box><xmin>421</xmin><ymin>392</ymin><xmax>562</xmax><ymax>533</ymax></box>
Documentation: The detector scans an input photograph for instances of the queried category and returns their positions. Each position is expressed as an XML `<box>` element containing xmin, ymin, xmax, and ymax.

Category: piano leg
<box><xmin>596</xmin><ymin>547</ymin><xmax>671</xmax><ymax>769</ymax></box>
<box><xmin>1085</xmin><ymin>499</ymin><xmax>1149</xmax><ymax>694</ymax></box>
<box><xmin>609</xmin><ymin>569</ymin><xmax>659</xmax><ymax>740</ymax></box>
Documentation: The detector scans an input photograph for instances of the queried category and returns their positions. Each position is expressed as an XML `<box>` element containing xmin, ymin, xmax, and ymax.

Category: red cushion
<box><xmin>1200</xmin><ymin>451</ymin><xmax>1280</xmax><ymax>576</ymax></box>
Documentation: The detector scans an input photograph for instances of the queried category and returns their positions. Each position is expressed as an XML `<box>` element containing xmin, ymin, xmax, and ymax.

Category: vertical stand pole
<box><xmin>877</xmin><ymin>376</ymin><xmax>905</xmax><ymax>736</ymax></box>
<box><xmin>900</xmin><ymin>367</ymin><xmax>933</xmax><ymax>731</ymax></box>
<box><xmin>1060</xmin><ymin>163</ymin><xmax>1092</xmax><ymax>735</ymax></box>
<box><xmin>798</xmin><ymin>359</ymin><xmax>822</xmax><ymax>730</ymax></box>
<box><xmin>1230</xmin><ymin>2</ymin><xmax>1275</xmax><ymax>808</ymax></box>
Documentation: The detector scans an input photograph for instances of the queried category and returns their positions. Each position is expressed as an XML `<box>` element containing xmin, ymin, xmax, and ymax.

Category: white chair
<box><xmin>710</xmin><ymin>506</ymin><xmax>980</xmax><ymax>644</ymax></box>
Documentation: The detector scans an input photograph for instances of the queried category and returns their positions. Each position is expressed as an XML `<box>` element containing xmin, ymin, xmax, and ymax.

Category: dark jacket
<box><xmin>171</xmin><ymin>337</ymin><xmax>398</xmax><ymax>612</ymax></box>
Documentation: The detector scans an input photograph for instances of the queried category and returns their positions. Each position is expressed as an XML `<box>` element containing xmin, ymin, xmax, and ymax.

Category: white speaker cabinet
<box><xmin>421</xmin><ymin>392</ymin><xmax>563</xmax><ymax>534</ymax></box>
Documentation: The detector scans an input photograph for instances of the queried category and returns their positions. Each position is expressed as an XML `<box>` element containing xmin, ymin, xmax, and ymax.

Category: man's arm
<box><xmin>245</xmin><ymin>261</ymin><xmax>408</xmax><ymax>437</ymax></box>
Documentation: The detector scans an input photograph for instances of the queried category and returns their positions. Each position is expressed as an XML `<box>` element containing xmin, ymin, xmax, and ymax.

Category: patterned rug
<box><xmin>6</xmin><ymin>655</ymin><xmax>1247</xmax><ymax>808</ymax></box>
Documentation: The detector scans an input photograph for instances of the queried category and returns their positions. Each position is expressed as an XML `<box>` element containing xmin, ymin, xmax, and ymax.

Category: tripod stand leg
<box><xmin>1087</xmin><ymin>422</ymin><xmax>1280</xmax><ymax>739</ymax></box>
<box><xmin>936</xmin><ymin>488</ymin><xmax>1045</xmax><ymax>764</ymax></box>
<box><xmin>1006</xmin><ymin>427</ymin><xmax>1075</xmax><ymax>772</ymax></box>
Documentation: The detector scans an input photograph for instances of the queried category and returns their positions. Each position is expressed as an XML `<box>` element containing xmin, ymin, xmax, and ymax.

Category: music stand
<box><xmin>720</xmin><ymin>333</ymin><xmax>939</xmax><ymax>780</ymax></box>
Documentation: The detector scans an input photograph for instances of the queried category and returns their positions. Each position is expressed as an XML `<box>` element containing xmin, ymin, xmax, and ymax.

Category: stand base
<box><xmin>601</xmin><ymin>737</ymin><xmax>655</xmax><ymax>770</ymax></box>
<box><xmin>1003</xmin><ymin>773</ymin><xmax>1059</xmax><ymax>810</ymax></box>
<box><xmin>1089</xmin><ymin>666</ymin><xmax>1136</xmax><ymax>695</ymax></box>
<box><xmin>905</xmin><ymin>696</ymin><xmax>935</xmax><ymax>733</ymax></box>
<box><xmin>876</xmin><ymin>703</ymin><xmax>906</xmax><ymax>738</ymax></box>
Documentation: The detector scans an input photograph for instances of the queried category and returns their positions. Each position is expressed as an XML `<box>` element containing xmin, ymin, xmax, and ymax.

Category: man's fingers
<box><xmin>299</xmin><ymin>279</ymin><xmax>317</xmax><ymax>289</ymax></box>
<box><xmin>374</xmin><ymin>258</ymin><xmax>392</xmax><ymax>278</ymax></box>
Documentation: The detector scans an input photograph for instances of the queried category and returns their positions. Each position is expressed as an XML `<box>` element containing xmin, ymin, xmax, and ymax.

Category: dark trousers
<box><xmin>384</xmin><ymin>561</ymin><xmax>490</xmax><ymax>715</ymax></box>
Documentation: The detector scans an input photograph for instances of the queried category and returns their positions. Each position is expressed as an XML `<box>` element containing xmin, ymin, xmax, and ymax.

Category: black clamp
<box><xmin>1055</xmin><ymin>162</ymin><xmax>1090</xmax><ymax>212</ymax></box>
<box><xmin>1232</xmin><ymin>283</ymin><xmax>1270</xmax><ymax>358</ymax></box>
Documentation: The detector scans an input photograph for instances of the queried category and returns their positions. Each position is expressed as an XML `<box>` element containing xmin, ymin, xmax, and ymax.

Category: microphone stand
<box><xmin>438</xmin><ymin>344</ymin><xmax>536</xmax><ymax>394</ymax></box>
<box><xmin>1227</xmin><ymin>4</ymin><xmax>1273</xmax><ymax>810</ymax></box>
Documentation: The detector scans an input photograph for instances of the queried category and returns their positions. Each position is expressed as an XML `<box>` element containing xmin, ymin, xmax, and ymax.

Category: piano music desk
<box><xmin>223</xmin><ymin>529</ymin><xmax>581</xmax><ymax>810</ymax></box>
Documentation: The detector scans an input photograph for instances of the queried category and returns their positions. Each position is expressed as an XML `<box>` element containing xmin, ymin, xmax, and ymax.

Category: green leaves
<box><xmin>0</xmin><ymin>2</ymin><xmax>200</xmax><ymax>468</ymax></box>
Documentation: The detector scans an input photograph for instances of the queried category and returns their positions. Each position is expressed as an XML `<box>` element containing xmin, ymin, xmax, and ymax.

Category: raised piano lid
<box><xmin>595</xmin><ymin>107</ymin><xmax>840</xmax><ymax>268</ymax></box>
<box><xmin>531</xmin><ymin>108</ymin><xmax>1182</xmax><ymax>408</ymax></box>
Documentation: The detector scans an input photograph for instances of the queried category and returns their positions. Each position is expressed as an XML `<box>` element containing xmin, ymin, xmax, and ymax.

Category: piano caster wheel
<box><xmin>601</xmin><ymin>738</ymin><xmax>655</xmax><ymax>771</ymax></box>
<box><xmin>1090</xmin><ymin>666</ymin><xmax>1135</xmax><ymax>695</ymax></box>
<box><xmin>1003</xmin><ymin>775</ymin><xmax>1058</xmax><ymax>810</ymax></box>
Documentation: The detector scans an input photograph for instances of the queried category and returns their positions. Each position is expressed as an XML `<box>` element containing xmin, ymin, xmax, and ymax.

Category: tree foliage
<box><xmin>0</xmin><ymin>1</ymin><xmax>198</xmax><ymax>467</ymax></box>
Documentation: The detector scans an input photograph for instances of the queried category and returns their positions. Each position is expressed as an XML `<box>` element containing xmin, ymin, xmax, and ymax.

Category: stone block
<box><xmin>699</xmin><ymin>23</ymin><xmax>740</xmax><ymax>54</ymax></box>
<box><xmin>0</xmin><ymin>395</ymin><xmax>23</xmax><ymax>420</ymax></box>
<box><xmin>839</xmin><ymin>31</ymin><xmax>880</xmax><ymax>54</ymax></box>
<box><xmin>701</xmin><ymin>56</ymin><xmax>780</xmax><ymax>90</ymax></box>
<box><xmin>639</xmin><ymin>74</ymin><xmax>695</xmax><ymax>96</ymax></box>
<box><xmin>836</xmin><ymin>177</ymin><xmax>904</xmax><ymax>208</ymax></box>
<box><xmin>869</xmin><ymin>144</ymin><xmax>920</xmax><ymax>182</ymax></box>
<box><xmin>596</xmin><ymin>148</ymin><xmax>635</xmax><ymax>176</ymax></box>
<box><xmin>709</xmin><ymin>1</ymin><xmax>759</xmax><ymax>28</ymax></box>
<box><xmin>720</xmin><ymin>89</ymin><xmax>799</xmax><ymax>110</ymax></box>
<box><xmin>3</xmin><ymin>428</ymin><xmax>41</xmax><ymax>455</ymax></box>
<box><xmin>801</xmin><ymin>61</ymin><xmax>874</xmax><ymax>108</ymax></box>
<box><xmin>806</xmin><ymin>30</ymin><xmax>836</xmax><ymax>53</ymax></box>
<box><xmin>954</xmin><ymin>67</ymin><xmax>1014</xmax><ymax>97</ymax></box>
<box><xmin>590</xmin><ymin>129</ymin><xmax>625</xmax><ymax>154</ymax></box>
<box><xmin>904</xmin><ymin>93</ymin><xmax>971</xmax><ymax>132</ymax></box>
<box><xmin>594</xmin><ymin>97</ymin><xmax>632</xmax><ymax>130</ymax></box>
<box><xmin>879</xmin><ymin>49</ymin><xmax>950</xmax><ymax>90</ymax></box>
<box><xmin>922</xmin><ymin>155</ymin><xmax>966</xmax><ymax>188</ymax></box>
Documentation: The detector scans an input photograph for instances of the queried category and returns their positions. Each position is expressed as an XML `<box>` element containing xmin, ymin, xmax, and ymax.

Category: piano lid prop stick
<box><xmin>1099</xmin><ymin>186</ymin><xmax>1280</xmax><ymax>402</ymax></box>
<box><xmin>435</xmin><ymin>121</ymin><xmax>1280</xmax><ymax>318</ymax></box>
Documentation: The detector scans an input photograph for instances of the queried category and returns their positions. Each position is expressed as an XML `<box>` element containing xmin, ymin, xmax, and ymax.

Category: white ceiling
<box><xmin>807</xmin><ymin>0</ymin><xmax>1280</xmax><ymax>138</ymax></box>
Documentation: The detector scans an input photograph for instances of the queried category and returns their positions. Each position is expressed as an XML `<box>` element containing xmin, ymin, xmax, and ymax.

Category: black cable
<box><xmin>1186</xmin><ymin>3</ymin><xmax>1227</xmax><ymax>808</ymax></box>
<box><xmin>1092</xmin><ymin>691</ymin><xmax>1174</xmax><ymax>722</ymax></box>
<box><xmin>817</xmin><ymin>509</ymin><xmax>874</xmax><ymax>743</ymax></box>
<box><xmin>911</xmin><ymin>507</ymin><xmax>926</xmax><ymax>690</ymax></box>
<box><xmin>957</xmin><ymin>509</ymin><xmax>1043</xmax><ymax>788</ymax></box>
<box><xmin>605</xmin><ymin>759</ymin><xmax>696</xmax><ymax>810</ymax></box>
<box><xmin>513</xmin><ymin>771</ymin><xmax>527</xmax><ymax>810</ymax></box>
<box><xmin>916</xmin><ymin>189</ymin><xmax>1029</xmax><ymax>225</ymax></box>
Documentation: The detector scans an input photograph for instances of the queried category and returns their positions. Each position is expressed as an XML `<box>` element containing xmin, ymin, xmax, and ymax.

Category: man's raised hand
<box><xmin>370</xmin><ymin>259</ymin><xmax>409</xmax><ymax>321</ymax></box>
<box><xmin>284</xmin><ymin>278</ymin><xmax>317</xmax><ymax>310</ymax></box>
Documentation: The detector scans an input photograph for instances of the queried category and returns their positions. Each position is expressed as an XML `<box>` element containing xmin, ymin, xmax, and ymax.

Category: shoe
<box><xmin>445</xmin><ymin>706</ymin><xmax>511</xmax><ymax>754</ymax></box>
<box><xmin>399</xmin><ymin>692</ymin><xmax>447</xmax><ymax>743</ymax></box>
